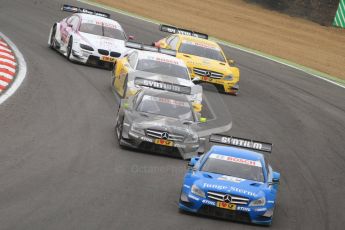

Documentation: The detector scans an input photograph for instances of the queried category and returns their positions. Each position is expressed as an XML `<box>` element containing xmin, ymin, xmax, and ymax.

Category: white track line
<box><xmin>0</xmin><ymin>32</ymin><xmax>27</xmax><ymax>105</ymax></box>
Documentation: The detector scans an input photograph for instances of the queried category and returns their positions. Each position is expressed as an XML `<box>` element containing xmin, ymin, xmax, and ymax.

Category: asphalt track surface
<box><xmin>0</xmin><ymin>0</ymin><xmax>344</xmax><ymax>229</ymax></box>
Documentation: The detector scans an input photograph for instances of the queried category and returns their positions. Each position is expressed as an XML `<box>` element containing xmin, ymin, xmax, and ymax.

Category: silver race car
<box><xmin>111</xmin><ymin>42</ymin><xmax>203</xmax><ymax>112</ymax></box>
<box><xmin>115</xmin><ymin>88</ymin><xmax>207</xmax><ymax>159</ymax></box>
<box><xmin>48</xmin><ymin>4</ymin><xmax>133</xmax><ymax>68</ymax></box>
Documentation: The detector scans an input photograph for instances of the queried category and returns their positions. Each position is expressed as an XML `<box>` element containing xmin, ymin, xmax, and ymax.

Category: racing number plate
<box><xmin>216</xmin><ymin>201</ymin><xmax>236</xmax><ymax>210</ymax></box>
<box><xmin>202</xmin><ymin>76</ymin><xmax>209</xmax><ymax>81</ymax></box>
<box><xmin>154</xmin><ymin>139</ymin><xmax>174</xmax><ymax>146</ymax></box>
<box><xmin>100</xmin><ymin>56</ymin><xmax>116</xmax><ymax>62</ymax></box>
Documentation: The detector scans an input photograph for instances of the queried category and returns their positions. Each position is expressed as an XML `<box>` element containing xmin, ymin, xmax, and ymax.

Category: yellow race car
<box><xmin>154</xmin><ymin>25</ymin><xmax>240</xmax><ymax>95</ymax></box>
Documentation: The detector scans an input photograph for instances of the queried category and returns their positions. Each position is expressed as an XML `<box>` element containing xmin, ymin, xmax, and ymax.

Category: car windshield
<box><xmin>137</xmin><ymin>95</ymin><xmax>194</xmax><ymax>121</ymax></box>
<box><xmin>179</xmin><ymin>42</ymin><xmax>225</xmax><ymax>62</ymax></box>
<box><xmin>136</xmin><ymin>59</ymin><xmax>190</xmax><ymax>80</ymax></box>
<box><xmin>201</xmin><ymin>153</ymin><xmax>264</xmax><ymax>182</ymax></box>
<box><xmin>79</xmin><ymin>23</ymin><xmax>126</xmax><ymax>40</ymax></box>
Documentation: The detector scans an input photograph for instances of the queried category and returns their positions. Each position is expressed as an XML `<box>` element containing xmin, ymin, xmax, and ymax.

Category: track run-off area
<box><xmin>0</xmin><ymin>0</ymin><xmax>344</xmax><ymax>229</ymax></box>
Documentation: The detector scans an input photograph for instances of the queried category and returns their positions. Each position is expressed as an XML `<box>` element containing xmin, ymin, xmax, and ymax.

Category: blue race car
<box><xmin>179</xmin><ymin>134</ymin><xmax>280</xmax><ymax>226</ymax></box>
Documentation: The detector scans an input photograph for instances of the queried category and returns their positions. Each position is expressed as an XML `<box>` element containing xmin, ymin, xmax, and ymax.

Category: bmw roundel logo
<box><xmin>161</xmin><ymin>132</ymin><xmax>169</xmax><ymax>140</ymax></box>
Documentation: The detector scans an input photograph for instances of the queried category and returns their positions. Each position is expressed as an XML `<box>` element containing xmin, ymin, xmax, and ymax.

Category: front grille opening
<box><xmin>110</xmin><ymin>51</ymin><xmax>121</xmax><ymax>57</ymax></box>
<box><xmin>98</xmin><ymin>49</ymin><xmax>109</xmax><ymax>55</ymax></box>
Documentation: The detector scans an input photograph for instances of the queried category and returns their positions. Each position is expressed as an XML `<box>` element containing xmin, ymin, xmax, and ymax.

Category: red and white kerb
<box><xmin>209</xmin><ymin>153</ymin><xmax>262</xmax><ymax>167</ymax></box>
<box><xmin>0</xmin><ymin>38</ymin><xmax>16</xmax><ymax>93</ymax></box>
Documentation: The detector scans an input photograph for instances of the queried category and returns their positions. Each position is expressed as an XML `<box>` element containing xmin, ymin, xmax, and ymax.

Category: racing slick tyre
<box><xmin>49</xmin><ymin>25</ymin><xmax>56</xmax><ymax>50</ymax></box>
<box><xmin>122</xmin><ymin>76</ymin><xmax>128</xmax><ymax>98</ymax></box>
<box><xmin>110</xmin><ymin>63</ymin><xmax>117</xmax><ymax>90</ymax></box>
<box><xmin>67</xmin><ymin>37</ymin><xmax>73</xmax><ymax>61</ymax></box>
<box><xmin>115</xmin><ymin>115</ymin><xmax>125</xmax><ymax>148</ymax></box>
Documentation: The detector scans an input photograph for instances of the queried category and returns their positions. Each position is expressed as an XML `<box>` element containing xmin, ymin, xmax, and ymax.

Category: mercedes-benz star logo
<box><xmin>161</xmin><ymin>132</ymin><xmax>169</xmax><ymax>140</ymax></box>
<box><xmin>205</xmin><ymin>71</ymin><xmax>212</xmax><ymax>77</ymax></box>
<box><xmin>224</xmin><ymin>194</ymin><xmax>232</xmax><ymax>203</ymax></box>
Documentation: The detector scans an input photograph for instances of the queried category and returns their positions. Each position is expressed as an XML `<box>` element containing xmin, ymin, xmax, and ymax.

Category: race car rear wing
<box><xmin>61</xmin><ymin>4</ymin><xmax>110</xmax><ymax>18</ymax></box>
<box><xmin>134</xmin><ymin>77</ymin><xmax>192</xmax><ymax>95</ymax></box>
<box><xmin>159</xmin><ymin>24</ymin><xmax>208</xmax><ymax>39</ymax></box>
<box><xmin>125</xmin><ymin>42</ymin><xmax>176</xmax><ymax>56</ymax></box>
<box><xmin>209</xmin><ymin>134</ymin><xmax>273</xmax><ymax>153</ymax></box>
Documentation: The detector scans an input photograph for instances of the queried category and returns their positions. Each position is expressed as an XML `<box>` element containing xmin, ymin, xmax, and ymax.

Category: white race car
<box><xmin>48</xmin><ymin>4</ymin><xmax>133</xmax><ymax>68</ymax></box>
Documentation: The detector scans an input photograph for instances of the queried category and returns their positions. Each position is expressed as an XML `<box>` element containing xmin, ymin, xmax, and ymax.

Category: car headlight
<box><xmin>131</xmin><ymin>124</ymin><xmax>145</xmax><ymax>135</ymax></box>
<box><xmin>80</xmin><ymin>44</ymin><xmax>94</xmax><ymax>51</ymax></box>
<box><xmin>223</xmin><ymin>74</ymin><xmax>233</xmax><ymax>81</ymax></box>
<box><xmin>185</xmin><ymin>133</ymin><xmax>199</xmax><ymax>143</ymax></box>
<box><xmin>249</xmin><ymin>197</ymin><xmax>266</xmax><ymax>206</ymax></box>
<box><xmin>191</xmin><ymin>184</ymin><xmax>205</xmax><ymax>198</ymax></box>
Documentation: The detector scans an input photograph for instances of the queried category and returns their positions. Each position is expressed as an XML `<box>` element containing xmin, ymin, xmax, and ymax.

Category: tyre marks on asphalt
<box><xmin>0</xmin><ymin>38</ymin><xmax>17</xmax><ymax>93</ymax></box>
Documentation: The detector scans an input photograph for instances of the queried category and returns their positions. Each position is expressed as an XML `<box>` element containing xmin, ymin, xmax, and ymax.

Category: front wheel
<box><xmin>115</xmin><ymin>115</ymin><xmax>124</xmax><ymax>147</ymax></box>
<box><xmin>49</xmin><ymin>25</ymin><xmax>56</xmax><ymax>49</ymax></box>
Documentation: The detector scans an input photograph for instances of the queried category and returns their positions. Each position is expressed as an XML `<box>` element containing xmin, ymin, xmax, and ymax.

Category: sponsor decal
<box><xmin>209</xmin><ymin>153</ymin><xmax>262</xmax><ymax>167</ymax></box>
<box><xmin>188</xmin><ymin>194</ymin><xmax>200</xmax><ymax>201</ymax></box>
<box><xmin>140</xmin><ymin>136</ymin><xmax>153</xmax><ymax>142</ymax></box>
<box><xmin>267</xmin><ymin>200</ymin><xmax>275</xmax><ymax>204</ymax></box>
<box><xmin>95</xmin><ymin>21</ymin><xmax>117</xmax><ymax>29</ymax></box>
<box><xmin>159</xmin><ymin>25</ymin><xmax>208</xmax><ymax>39</ymax></box>
<box><xmin>183</xmin><ymin>184</ymin><xmax>190</xmax><ymax>188</ymax></box>
<box><xmin>202</xmin><ymin>199</ymin><xmax>216</xmax><ymax>206</ymax></box>
<box><xmin>230</xmin><ymin>186</ymin><xmax>257</xmax><ymax>197</ymax></box>
<box><xmin>174</xmin><ymin>143</ymin><xmax>186</xmax><ymax>148</ymax></box>
<box><xmin>218</xmin><ymin>175</ymin><xmax>245</xmax><ymax>183</ymax></box>
<box><xmin>237</xmin><ymin>206</ymin><xmax>251</xmax><ymax>212</ymax></box>
<box><xmin>209</xmin><ymin>134</ymin><xmax>273</xmax><ymax>153</ymax></box>
<box><xmin>217</xmin><ymin>201</ymin><xmax>236</xmax><ymax>210</ymax></box>
<box><xmin>202</xmin><ymin>183</ymin><xmax>257</xmax><ymax>197</ymax></box>
<box><xmin>202</xmin><ymin>183</ymin><xmax>228</xmax><ymax>190</ymax></box>
<box><xmin>146</xmin><ymin>56</ymin><xmax>179</xmax><ymax>65</ymax></box>
<box><xmin>134</xmin><ymin>78</ymin><xmax>191</xmax><ymax>94</ymax></box>
<box><xmin>182</xmin><ymin>40</ymin><xmax>220</xmax><ymax>50</ymax></box>
<box><xmin>141</xmin><ymin>95</ymin><xmax>190</xmax><ymax>107</ymax></box>
<box><xmin>254</xmin><ymin>207</ymin><xmax>267</xmax><ymax>212</ymax></box>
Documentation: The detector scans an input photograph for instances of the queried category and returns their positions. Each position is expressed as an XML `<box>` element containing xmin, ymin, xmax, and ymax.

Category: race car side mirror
<box><xmin>188</xmin><ymin>157</ymin><xmax>200</xmax><ymax>168</ymax></box>
<box><xmin>227</xmin><ymin>59</ymin><xmax>235</xmax><ymax>65</ymax></box>
<box><xmin>199</xmin><ymin>117</ymin><xmax>207</xmax><ymax>123</ymax></box>
<box><xmin>269</xmin><ymin>171</ymin><xmax>280</xmax><ymax>186</ymax></box>
<box><xmin>128</xmin><ymin>35</ymin><xmax>135</xmax><ymax>40</ymax></box>
<box><xmin>123</xmin><ymin>103</ymin><xmax>130</xmax><ymax>110</ymax></box>
<box><xmin>192</xmin><ymin>77</ymin><xmax>200</xmax><ymax>83</ymax></box>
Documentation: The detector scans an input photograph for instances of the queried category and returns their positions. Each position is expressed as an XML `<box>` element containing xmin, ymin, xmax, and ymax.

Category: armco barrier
<box><xmin>333</xmin><ymin>0</ymin><xmax>345</xmax><ymax>28</ymax></box>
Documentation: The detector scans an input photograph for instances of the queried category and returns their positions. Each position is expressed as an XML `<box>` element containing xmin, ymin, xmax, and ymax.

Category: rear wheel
<box><xmin>49</xmin><ymin>25</ymin><xmax>56</xmax><ymax>49</ymax></box>
<box><xmin>122</xmin><ymin>77</ymin><xmax>128</xmax><ymax>98</ymax></box>
<box><xmin>67</xmin><ymin>37</ymin><xmax>73</xmax><ymax>61</ymax></box>
<box><xmin>110</xmin><ymin>63</ymin><xmax>117</xmax><ymax>89</ymax></box>
<box><xmin>115</xmin><ymin>114</ymin><xmax>124</xmax><ymax>147</ymax></box>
